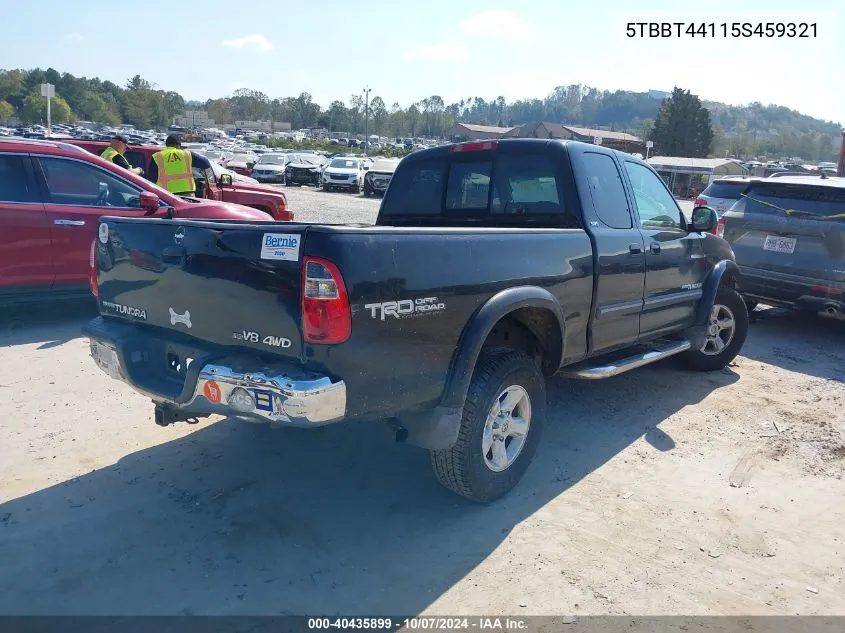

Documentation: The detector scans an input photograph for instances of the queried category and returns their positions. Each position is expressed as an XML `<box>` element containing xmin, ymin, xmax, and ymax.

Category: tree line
<box><xmin>0</xmin><ymin>67</ymin><xmax>840</xmax><ymax>161</ymax></box>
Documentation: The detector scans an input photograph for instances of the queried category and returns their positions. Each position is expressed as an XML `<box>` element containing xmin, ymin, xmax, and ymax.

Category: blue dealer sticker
<box><xmin>260</xmin><ymin>233</ymin><xmax>301</xmax><ymax>261</ymax></box>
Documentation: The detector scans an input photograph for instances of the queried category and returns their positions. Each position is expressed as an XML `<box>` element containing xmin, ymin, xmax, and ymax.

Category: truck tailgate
<box><xmin>96</xmin><ymin>218</ymin><xmax>305</xmax><ymax>358</ymax></box>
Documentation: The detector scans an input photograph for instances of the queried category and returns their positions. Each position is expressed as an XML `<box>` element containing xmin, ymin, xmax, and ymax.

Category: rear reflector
<box><xmin>449</xmin><ymin>141</ymin><xmax>498</xmax><ymax>153</ymax></box>
<box><xmin>302</xmin><ymin>257</ymin><xmax>351</xmax><ymax>344</ymax></box>
<box><xmin>89</xmin><ymin>239</ymin><xmax>99</xmax><ymax>299</ymax></box>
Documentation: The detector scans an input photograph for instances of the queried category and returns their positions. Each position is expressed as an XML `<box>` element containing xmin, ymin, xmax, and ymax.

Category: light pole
<box><xmin>363</xmin><ymin>86</ymin><xmax>371</xmax><ymax>155</ymax></box>
<box><xmin>41</xmin><ymin>83</ymin><xmax>55</xmax><ymax>136</ymax></box>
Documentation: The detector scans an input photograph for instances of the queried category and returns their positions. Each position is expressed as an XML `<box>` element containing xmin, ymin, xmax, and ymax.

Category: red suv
<box><xmin>67</xmin><ymin>140</ymin><xmax>291</xmax><ymax>221</ymax></box>
<box><xmin>0</xmin><ymin>138</ymin><xmax>276</xmax><ymax>305</ymax></box>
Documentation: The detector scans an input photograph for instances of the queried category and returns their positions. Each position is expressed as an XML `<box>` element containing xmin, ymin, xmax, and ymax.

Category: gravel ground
<box><xmin>279</xmin><ymin>185</ymin><xmax>696</xmax><ymax>225</ymax></box>
<box><xmin>0</xmin><ymin>302</ymin><xmax>843</xmax><ymax>616</ymax></box>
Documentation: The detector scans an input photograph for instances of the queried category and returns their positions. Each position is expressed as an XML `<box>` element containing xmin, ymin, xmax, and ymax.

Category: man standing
<box><xmin>149</xmin><ymin>134</ymin><xmax>211</xmax><ymax>196</ymax></box>
<box><xmin>100</xmin><ymin>134</ymin><xmax>144</xmax><ymax>176</ymax></box>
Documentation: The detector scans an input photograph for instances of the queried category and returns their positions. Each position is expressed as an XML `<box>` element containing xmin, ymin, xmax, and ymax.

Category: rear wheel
<box><xmin>679</xmin><ymin>286</ymin><xmax>748</xmax><ymax>371</ymax></box>
<box><xmin>430</xmin><ymin>348</ymin><xmax>545</xmax><ymax>503</ymax></box>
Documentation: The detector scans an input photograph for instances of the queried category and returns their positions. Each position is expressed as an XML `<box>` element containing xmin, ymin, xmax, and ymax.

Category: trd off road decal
<box><xmin>364</xmin><ymin>297</ymin><xmax>446</xmax><ymax>321</ymax></box>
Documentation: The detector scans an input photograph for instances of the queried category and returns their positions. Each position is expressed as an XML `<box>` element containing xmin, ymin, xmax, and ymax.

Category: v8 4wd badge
<box><xmin>233</xmin><ymin>330</ymin><xmax>292</xmax><ymax>348</ymax></box>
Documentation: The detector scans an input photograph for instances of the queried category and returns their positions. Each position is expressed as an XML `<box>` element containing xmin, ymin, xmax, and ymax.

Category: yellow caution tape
<box><xmin>739</xmin><ymin>193</ymin><xmax>845</xmax><ymax>220</ymax></box>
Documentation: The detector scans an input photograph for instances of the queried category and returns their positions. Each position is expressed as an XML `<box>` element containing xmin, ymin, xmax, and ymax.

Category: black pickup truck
<box><xmin>84</xmin><ymin>139</ymin><xmax>748</xmax><ymax>502</ymax></box>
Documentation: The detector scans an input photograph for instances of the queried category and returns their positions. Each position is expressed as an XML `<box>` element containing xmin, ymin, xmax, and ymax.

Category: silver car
<box><xmin>696</xmin><ymin>178</ymin><xmax>759</xmax><ymax>215</ymax></box>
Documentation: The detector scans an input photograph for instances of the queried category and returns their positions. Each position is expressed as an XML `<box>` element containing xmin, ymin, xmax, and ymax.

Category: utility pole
<box><xmin>363</xmin><ymin>86</ymin><xmax>371</xmax><ymax>155</ymax></box>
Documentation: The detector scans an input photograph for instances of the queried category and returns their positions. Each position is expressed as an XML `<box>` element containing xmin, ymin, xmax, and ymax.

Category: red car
<box><xmin>67</xmin><ymin>141</ymin><xmax>290</xmax><ymax>221</ymax></box>
<box><xmin>0</xmin><ymin>138</ymin><xmax>276</xmax><ymax>305</ymax></box>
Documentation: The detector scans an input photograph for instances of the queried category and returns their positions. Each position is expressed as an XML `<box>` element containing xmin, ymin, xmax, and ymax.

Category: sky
<box><xmin>2</xmin><ymin>0</ymin><xmax>842</xmax><ymax>123</ymax></box>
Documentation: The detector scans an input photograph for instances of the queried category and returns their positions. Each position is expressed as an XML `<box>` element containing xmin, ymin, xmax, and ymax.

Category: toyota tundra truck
<box><xmin>83</xmin><ymin>139</ymin><xmax>748</xmax><ymax>502</ymax></box>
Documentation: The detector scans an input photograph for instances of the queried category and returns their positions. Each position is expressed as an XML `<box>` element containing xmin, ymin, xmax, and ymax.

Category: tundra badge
<box><xmin>169</xmin><ymin>308</ymin><xmax>192</xmax><ymax>329</ymax></box>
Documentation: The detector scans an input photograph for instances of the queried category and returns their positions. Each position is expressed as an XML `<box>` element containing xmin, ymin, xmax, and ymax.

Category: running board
<box><xmin>562</xmin><ymin>340</ymin><xmax>691</xmax><ymax>380</ymax></box>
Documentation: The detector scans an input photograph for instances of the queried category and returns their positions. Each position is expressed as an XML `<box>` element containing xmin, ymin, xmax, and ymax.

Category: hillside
<box><xmin>0</xmin><ymin>68</ymin><xmax>840</xmax><ymax>161</ymax></box>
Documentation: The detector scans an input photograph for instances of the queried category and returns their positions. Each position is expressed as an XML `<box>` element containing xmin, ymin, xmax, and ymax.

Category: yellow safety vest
<box><xmin>152</xmin><ymin>148</ymin><xmax>195</xmax><ymax>194</ymax></box>
<box><xmin>101</xmin><ymin>146</ymin><xmax>124</xmax><ymax>163</ymax></box>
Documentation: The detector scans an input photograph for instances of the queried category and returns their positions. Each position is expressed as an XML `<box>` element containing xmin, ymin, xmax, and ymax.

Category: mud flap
<box><xmin>399</xmin><ymin>406</ymin><xmax>464</xmax><ymax>450</ymax></box>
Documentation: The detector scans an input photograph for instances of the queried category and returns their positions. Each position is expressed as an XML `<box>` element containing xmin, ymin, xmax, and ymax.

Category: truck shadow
<box><xmin>0</xmin><ymin>362</ymin><xmax>737</xmax><ymax>615</ymax></box>
<box><xmin>741</xmin><ymin>308</ymin><xmax>845</xmax><ymax>383</ymax></box>
<box><xmin>0</xmin><ymin>303</ymin><xmax>94</xmax><ymax>349</ymax></box>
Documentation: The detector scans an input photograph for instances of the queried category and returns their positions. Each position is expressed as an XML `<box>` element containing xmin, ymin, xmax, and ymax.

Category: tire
<box><xmin>363</xmin><ymin>183</ymin><xmax>373</xmax><ymax>197</ymax></box>
<box><xmin>430</xmin><ymin>347</ymin><xmax>545</xmax><ymax>503</ymax></box>
<box><xmin>679</xmin><ymin>286</ymin><xmax>748</xmax><ymax>371</ymax></box>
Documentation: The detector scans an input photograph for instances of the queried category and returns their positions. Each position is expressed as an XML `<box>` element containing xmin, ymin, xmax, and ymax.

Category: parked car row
<box><xmin>0</xmin><ymin>138</ymin><xmax>275</xmax><ymax>306</ymax></box>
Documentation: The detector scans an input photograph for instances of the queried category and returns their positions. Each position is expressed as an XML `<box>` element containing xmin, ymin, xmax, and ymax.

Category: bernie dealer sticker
<box><xmin>260</xmin><ymin>233</ymin><xmax>301</xmax><ymax>261</ymax></box>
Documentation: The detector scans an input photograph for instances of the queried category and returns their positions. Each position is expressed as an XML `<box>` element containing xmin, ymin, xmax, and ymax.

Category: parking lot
<box><xmin>274</xmin><ymin>186</ymin><xmax>697</xmax><ymax>225</ymax></box>
<box><xmin>0</xmin><ymin>186</ymin><xmax>843</xmax><ymax>615</ymax></box>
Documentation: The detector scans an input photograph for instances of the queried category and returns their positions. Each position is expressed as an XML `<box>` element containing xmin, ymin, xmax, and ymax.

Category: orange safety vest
<box><xmin>152</xmin><ymin>147</ymin><xmax>195</xmax><ymax>194</ymax></box>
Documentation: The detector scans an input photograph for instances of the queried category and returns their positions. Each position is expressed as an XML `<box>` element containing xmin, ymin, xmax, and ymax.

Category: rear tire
<box><xmin>430</xmin><ymin>348</ymin><xmax>545</xmax><ymax>503</ymax></box>
<box><xmin>679</xmin><ymin>286</ymin><xmax>748</xmax><ymax>371</ymax></box>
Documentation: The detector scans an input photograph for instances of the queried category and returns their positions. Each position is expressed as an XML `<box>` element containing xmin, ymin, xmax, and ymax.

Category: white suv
<box><xmin>322</xmin><ymin>157</ymin><xmax>367</xmax><ymax>193</ymax></box>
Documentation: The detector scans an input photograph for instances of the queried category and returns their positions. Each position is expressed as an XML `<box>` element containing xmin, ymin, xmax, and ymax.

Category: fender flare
<box><xmin>439</xmin><ymin>286</ymin><xmax>566</xmax><ymax>409</ymax></box>
<box><xmin>695</xmin><ymin>260</ymin><xmax>740</xmax><ymax>325</ymax></box>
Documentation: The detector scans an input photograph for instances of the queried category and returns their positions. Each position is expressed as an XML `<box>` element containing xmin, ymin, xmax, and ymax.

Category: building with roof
<box><xmin>646</xmin><ymin>156</ymin><xmax>748</xmax><ymax>198</ymax></box>
<box><xmin>446</xmin><ymin>123</ymin><xmax>515</xmax><ymax>141</ymax></box>
<box><xmin>503</xmin><ymin>122</ymin><xmax>644</xmax><ymax>152</ymax></box>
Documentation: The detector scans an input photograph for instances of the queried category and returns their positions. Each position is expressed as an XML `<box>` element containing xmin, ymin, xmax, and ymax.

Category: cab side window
<box><xmin>580</xmin><ymin>153</ymin><xmax>632</xmax><ymax>229</ymax></box>
<box><xmin>38</xmin><ymin>157</ymin><xmax>143</xmax><ymax>208</ymax></box>
<box><xmin>624</xmin><ymin>161</ymin><xmax>684</xmax><ymax>229</ymax></box>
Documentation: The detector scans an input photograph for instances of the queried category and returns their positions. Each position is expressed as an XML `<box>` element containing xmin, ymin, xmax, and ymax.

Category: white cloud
<box><xmin>459</xmin><ymin>10</ymin><xmax>535</xmax><ymax>41</ymax></box>
<box><xmin>404</xmin><ymin>42</ymin><xmax>469</xmax><ymax>62</ymax></box>
<box><xmin>62</xmin><ymin>32</ymin><xmax>84</xmax><ymax>41</ymax></box>
<box><xmin>221</xmin><ymin>34</ymin><xmax>274</xmax><ymax>51</ymax></box>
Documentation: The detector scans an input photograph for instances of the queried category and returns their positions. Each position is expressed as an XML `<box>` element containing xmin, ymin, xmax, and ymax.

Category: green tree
<box><xmin>0</xmin><ymin>70</ymin><xmax>24</xmax><ymax>100</ymax></box>
<box><xmin>77</xmin><ymin>93</ymin><xmax>119</xmax><ymax>125</ymax></box>
<box><xmin>207</xmin><ymin>98</ymin><xmax>233</xmax><ymax>124</ymax></box>
<box><xmin>21</xmin><ymin>90</ymin><xmax>73</xmax><ymax>124</ymax></box>
<box><xmin>0</xmin><ymin>99</ymin><xmax>15</xmax><ymax>122</ymax></box>
<box><xmin>651</xmin><ymin>87</ymin><xmax>713</xmax><ymax>157</ymax></box>
<box><xmin>370</xmin><ymin>96</ymin><xmax>387</xmax><ymax>135</ymax></box>
<box><xmin>406</xmin><ymin>103</ymin><xmax>421</xmax><ymax>137</ymax></box>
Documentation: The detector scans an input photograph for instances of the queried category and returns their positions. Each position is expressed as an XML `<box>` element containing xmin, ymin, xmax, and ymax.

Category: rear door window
<box><xmin>0</xmin><ymin>154</ymin><xmax>39</xmax><ymax>203</ymax></box>
<box><xmin>579</xmin><ymin>153</ymin><xmax>631</xmax><ymax>229</ymax></box>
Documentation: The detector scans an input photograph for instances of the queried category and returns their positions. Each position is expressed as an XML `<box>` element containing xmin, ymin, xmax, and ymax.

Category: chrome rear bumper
<box><xmin>89</xmin><ymin>338</ymin><xmax>346</xmax><ymax>427</ymax></box>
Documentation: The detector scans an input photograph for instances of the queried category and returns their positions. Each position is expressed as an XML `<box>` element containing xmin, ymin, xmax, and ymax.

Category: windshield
<box><xmin>229</xmin><ymin>154</ymin><xmax>252</xmax><ymax>163</ymax></box>
<box><xmin>258</xmin><ymin>154</ymin><xmax>286</xmax><ymax>165</ymax></box>
<box><xmin>330</xmin><ymin>159</ymin><xmax>359</xmax><ymax>169</ymax></box>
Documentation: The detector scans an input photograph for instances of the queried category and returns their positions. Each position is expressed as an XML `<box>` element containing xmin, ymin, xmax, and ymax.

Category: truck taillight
<box><xmin>714</xmin><ymin>217</ymin><xmax>725</xmax><ymax>238</ymax></box>
<box><xmin>302</xmin><ymin>257</ymin><xmax>350</xmax><ymax>344</ymax></box>
<box><xmin>89</xmin><ymin>239</ymin><xmax>99</xmax><ymax>299</ymax></box>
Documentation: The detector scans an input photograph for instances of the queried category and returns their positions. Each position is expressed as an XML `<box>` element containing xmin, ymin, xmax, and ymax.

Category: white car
<box><xmin>250</xmin><ymin>153</ymin><xmax>289</xmax><ymax>183</ymax></box>
<box><xmin>322</xmin><ymin>157</ymin><xmax>368</xmax><ymax>193</ymax></box>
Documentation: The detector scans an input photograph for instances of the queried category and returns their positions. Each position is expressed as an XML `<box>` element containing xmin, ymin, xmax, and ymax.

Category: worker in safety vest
<box><xmin>148</xmin><ymin>134</ymin><xmax>211</xmax><ymax>196</ymax></box>
<box><xmin>100</xmin><ymin>134</ymin><xmax>144</xmax><ymax>176</ymax></box>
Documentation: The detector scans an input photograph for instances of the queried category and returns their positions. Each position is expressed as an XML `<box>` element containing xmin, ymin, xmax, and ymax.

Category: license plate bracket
<box><xmin>763</xmin><ymin>235</ymin><xmax>797</xmax><ymax>254</ymax></box>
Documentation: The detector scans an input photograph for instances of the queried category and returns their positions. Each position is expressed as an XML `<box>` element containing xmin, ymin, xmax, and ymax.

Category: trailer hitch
<box><xmin>154</xmin><ymin>402</ymin><xmax>207</xmax><ymax>427</ymax></box>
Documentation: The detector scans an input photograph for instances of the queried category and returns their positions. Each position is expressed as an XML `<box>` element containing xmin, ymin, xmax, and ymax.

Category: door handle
<box><xmin>53</xmin><ymin>219</ymin><xmax>86</xmax><ymax>226</ymax></box>
<box><xmin>650</xmin><ymin>242</ymin><xmax>662</xmax><ymax>254</ymax></box>
<box><xmin>628</xmin><ymin>243</ymin><xmax>642</xmax><ymax>254</ymax></box>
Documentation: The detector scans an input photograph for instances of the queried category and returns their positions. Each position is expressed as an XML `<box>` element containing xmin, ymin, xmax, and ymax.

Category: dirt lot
<box><xmin>0</xmin><ymin>301</ymin><xmax>842</xmax><ymax>616</ymax></box>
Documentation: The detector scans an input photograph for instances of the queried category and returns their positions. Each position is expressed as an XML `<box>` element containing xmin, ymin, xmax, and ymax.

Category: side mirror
<box><xmin>139</xmin><ymin>191</ymin><xmax>160</xmax><ymax>212</ymax></box>
<box><xmin>691</xmin><ymin>205</ymin><xmax>718</xmax><ymax>233</ymax></box>
<box><xmin>220</xmin><ymin>173</ymin><xmax>233</xmax><ymax>186</ymax></box>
